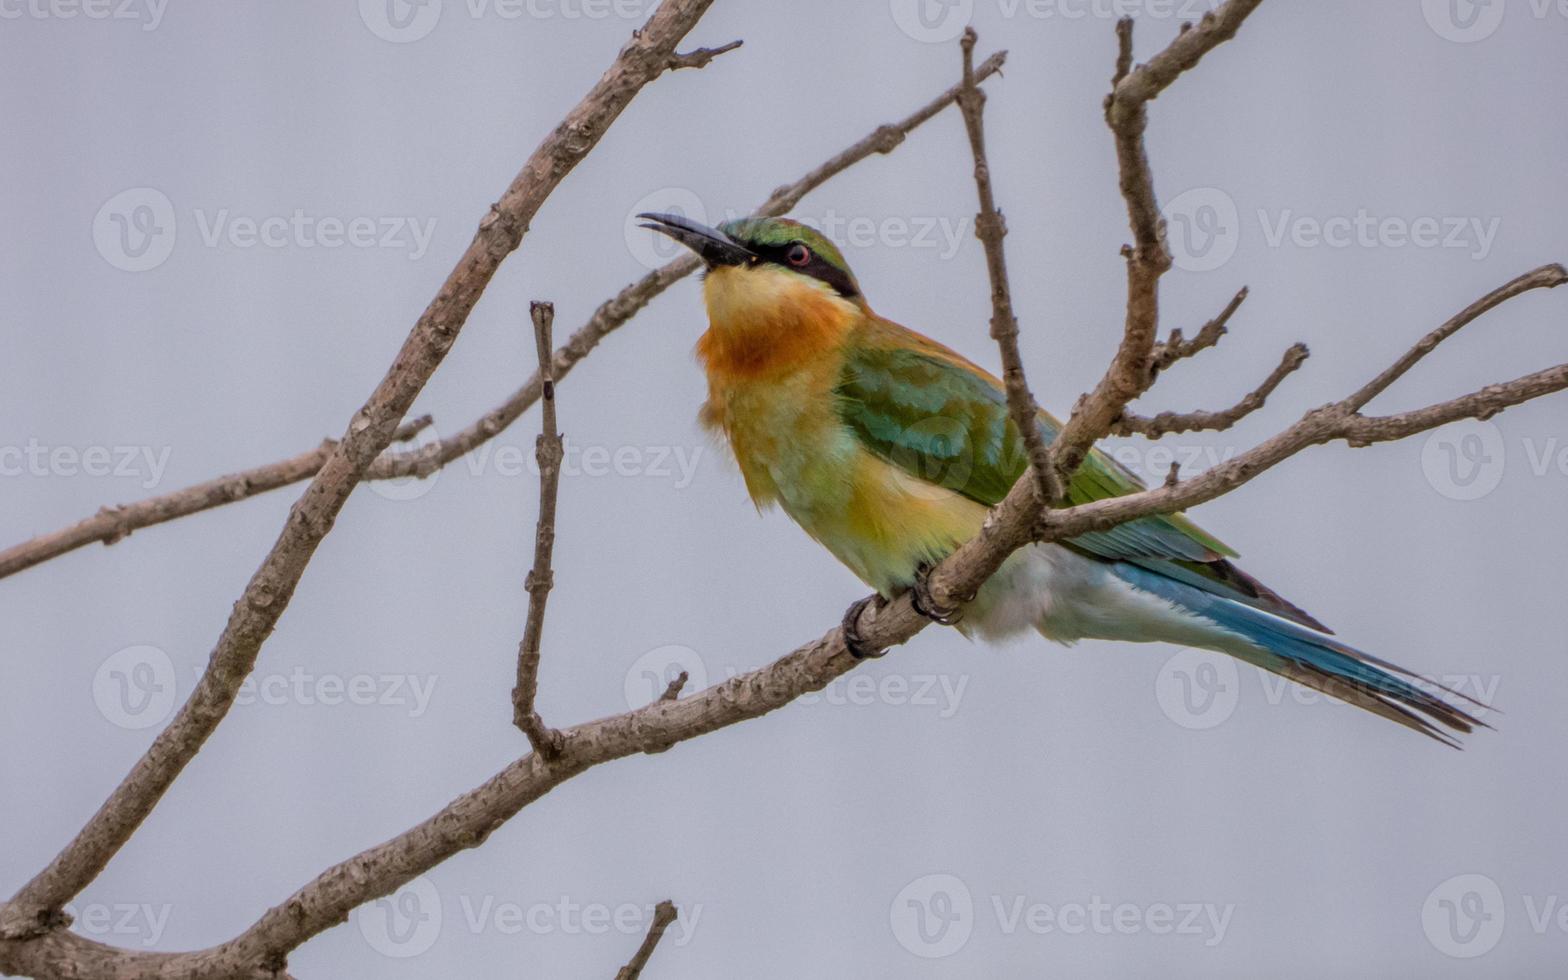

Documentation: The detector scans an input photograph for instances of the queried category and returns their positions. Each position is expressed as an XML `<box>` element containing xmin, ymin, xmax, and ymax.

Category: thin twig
<box><xmin>512</xmin><ymin>302</ymin><xmax>565</xmax><ymax>758</ymax></box>
<box><xmin>955</xmin><ymin>27</ymin><xmax>1055</xmax><ymax>503</ymax></box>
<box><xmin>0</xmin><ymin>51</ymin><xmax>1009</xmax><ymax>583</ymax></box>
<box><xmin>392</xmin><ymin>414</ymin><xmax>434</xmax><ymax>442</ymax></box>
<box><xmin>0</xmin><ymin>0</ymin><xmax>723</xmax><ymax>949</ymax></box>
<box><xmin>614</xmin><ymin>901</ymin><xmax>678</xmax><ymax>980</ymax></box>
<box><xmin>1111</xmin><ymin>16</ymin><xmax>1134</xmax><ymax>87</ymax></box>
<box><xmin>667</xmin><ymin>39</ymin><xmax>742</xmax><ymax>70</ymax></box>
<box><xmin>1150</xmin><ymin>286</ymin><xmax>1250</xmax><ymax>373</ymax></box>
<box><xmin>1345</xmin><ymin>263</ymin><xmax>1568</xmax><ymax>411</ymax></box>
<box><xmin>1114</xmin><ymin>342</ymin><xmax>1309</xmax><ymax>436</ymax></box>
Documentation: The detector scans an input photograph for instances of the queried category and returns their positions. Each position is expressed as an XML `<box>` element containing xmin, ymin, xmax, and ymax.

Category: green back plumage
<box><xmin>836</xmin><ymin>317</ymin><xmax>1330</xmax><ymax>631</ymax></box>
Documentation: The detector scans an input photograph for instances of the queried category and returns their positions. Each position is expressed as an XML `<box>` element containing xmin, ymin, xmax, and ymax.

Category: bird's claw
<box><xmin>911</xmin><ymin>563</ymin><xmax>964</xmax><ymax>626</ymax></box>
<box><xmin>841</xmin><ymin>594</ymin><xmax>888</xmax><ymax>659</ymax></box>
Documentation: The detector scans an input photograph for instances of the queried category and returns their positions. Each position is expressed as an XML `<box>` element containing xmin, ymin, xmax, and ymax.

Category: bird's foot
<box><xmin>911</xmin><ymin>563</ymin><xmax>964</xmax><ymax>626</ymax></box>
<box><xmin>841</xmin><ymin>594</ymin><xmax>888</xmax><ymax>659</ymax></box>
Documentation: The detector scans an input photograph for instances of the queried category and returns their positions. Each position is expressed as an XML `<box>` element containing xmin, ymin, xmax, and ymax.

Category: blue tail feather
<box><xmin>1114</xmin><ymin>563</ymin><xmax>1484</xmax><ymax>745</ymax></box>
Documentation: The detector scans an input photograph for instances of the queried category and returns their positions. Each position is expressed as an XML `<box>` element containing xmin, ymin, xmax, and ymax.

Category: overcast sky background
<box><xmin>3</xmin><ymin>1</ymin><xmax>1567</xmax><ymax>976</ymax></box>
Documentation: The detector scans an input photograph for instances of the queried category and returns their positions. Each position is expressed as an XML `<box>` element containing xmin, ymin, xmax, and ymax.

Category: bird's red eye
<box><xmin>786</xmin><ymin>243</ymin><xmax>812</xmax><ymax>267</ymax></box>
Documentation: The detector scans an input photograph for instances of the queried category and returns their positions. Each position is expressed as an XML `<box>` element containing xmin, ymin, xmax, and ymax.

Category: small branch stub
<box><xmin>666</xmin><ymin>38</ymin><xmax>742</xmax><ymax>71</ymax></box>
<box><xmin>658</xmin><ymin>671</ymin><xmax>689</xmax><ymax>702</ymax></box>
<box><xmin>615</xmin><ymin>901</ymin><xmax>678</xmax><ymax>980</ymax></box>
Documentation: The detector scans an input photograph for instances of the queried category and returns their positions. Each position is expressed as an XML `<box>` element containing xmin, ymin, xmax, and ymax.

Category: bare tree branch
<box><xmin>392</xmin><ymin>414</ymin><xmax>435</xmax><ymax>442</ymax></box>
<box><xmin>0</xmin><ymin>414</ymin><xmax>432</xmax><ymax>578</ymax></box>
<box><xmin>0</xmin><ymin>0</ymin><xmax>724</xmax><ymax>947</ymax></box>
<box><xmin>512</xmin><ymin>302</ymin><xmax>566</xmax><ymax>757</ymax></box>
<box><xmin>1150</xmin><ymin>286</ymin><xmax>1249</xmax><ymax>373</ymax></box>
<box><xmin>955</xmin><ymin>28</ymin><xmax>1054</xmax><ymax>503</ymax></box>
<box><xmin>1112</xmin><ymin>1</ymin><xmax>1267</xmax><ymax>107</ymax></box>
<box><xmin>1124</xmin><ymin>264</ymin><xmax>1568</xmax><ymax>440</ymax></box>
<box><xmin>614</xmin><ymin>901</ymin><xmax>678</xmax><ymax>980</ymax></box>
<box><xmin>0</xmin><ymin>50</ymin><xmax>1008</xmax><ymax>584</ymax></box>
<box><xmin>1114</xmin><ymin>342</ymin><xmax>1309</xmax><ymax>436</ymax></box>
<box><xmin>1047</xmin><ymin>2</ymin><xmax>1264</xmax><ymax>488</ymax></box>
<box><xmin>0</xmin><ymin>931</ymin><xmax>292</xmax><ymax>980</ymax></box>
<box><xmin>1039</xmin><ymin>337</ymin><xmax>1567</xmax><ymax>542</ymax></box>
<box><xmin>1344</xmin><ymin>263</ymin><xmax>1568</xmax><ymax>411</ymax></box>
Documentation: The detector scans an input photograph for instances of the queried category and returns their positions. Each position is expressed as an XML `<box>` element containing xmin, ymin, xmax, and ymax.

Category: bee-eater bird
<box><xmin>640</xmin><ymin>211</ymin><xmax>1482</xmax><ymax>746</ymax></box>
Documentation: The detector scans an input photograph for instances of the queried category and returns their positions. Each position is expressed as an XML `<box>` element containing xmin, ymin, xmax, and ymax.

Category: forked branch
<box><xmin>1114</xmin><ymin>342</ymin><xmax>1309</xmax><ymax>436</ymax></box>
<box><xmin>1150</xmin><ymin>286</ymin><xmax>1249</xmax><ymax>373</ymax></box>
<box><xmin>1047</xmin><ymin>2</ymin><xmax>1265</xmax><ymax>488</ymax></box>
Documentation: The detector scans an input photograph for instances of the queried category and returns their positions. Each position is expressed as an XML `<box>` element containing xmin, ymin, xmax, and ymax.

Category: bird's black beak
<box><xmin>637</xmin><ymin>212</ymin><xmax>756</xmax><ymax>268</ymax></box>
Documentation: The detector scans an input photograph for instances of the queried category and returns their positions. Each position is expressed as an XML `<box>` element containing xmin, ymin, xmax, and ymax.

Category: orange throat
<box><xmin>696</xmin><ymin>263</ymin><xmax>863</xmax><ymax>381</ymax></box>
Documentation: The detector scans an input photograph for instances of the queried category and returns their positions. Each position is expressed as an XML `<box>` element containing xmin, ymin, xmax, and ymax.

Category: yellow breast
<box><xmin>694</xmin><ymin>264</ymin><xmax>984</xmax><ymax>592</ymax></box>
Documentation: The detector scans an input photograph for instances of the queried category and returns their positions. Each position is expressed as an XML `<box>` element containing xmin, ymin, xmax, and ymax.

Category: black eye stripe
<box><xmin>752</xmin><ymin>241</ymin><xmax>860</xmax><ymax>299</ymax></box>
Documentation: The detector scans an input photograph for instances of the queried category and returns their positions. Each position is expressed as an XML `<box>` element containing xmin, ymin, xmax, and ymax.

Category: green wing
<box><xmin>837</xmin><ymin>322</ymin><xmax>1329</xmax><ymax>631</ymax></box>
